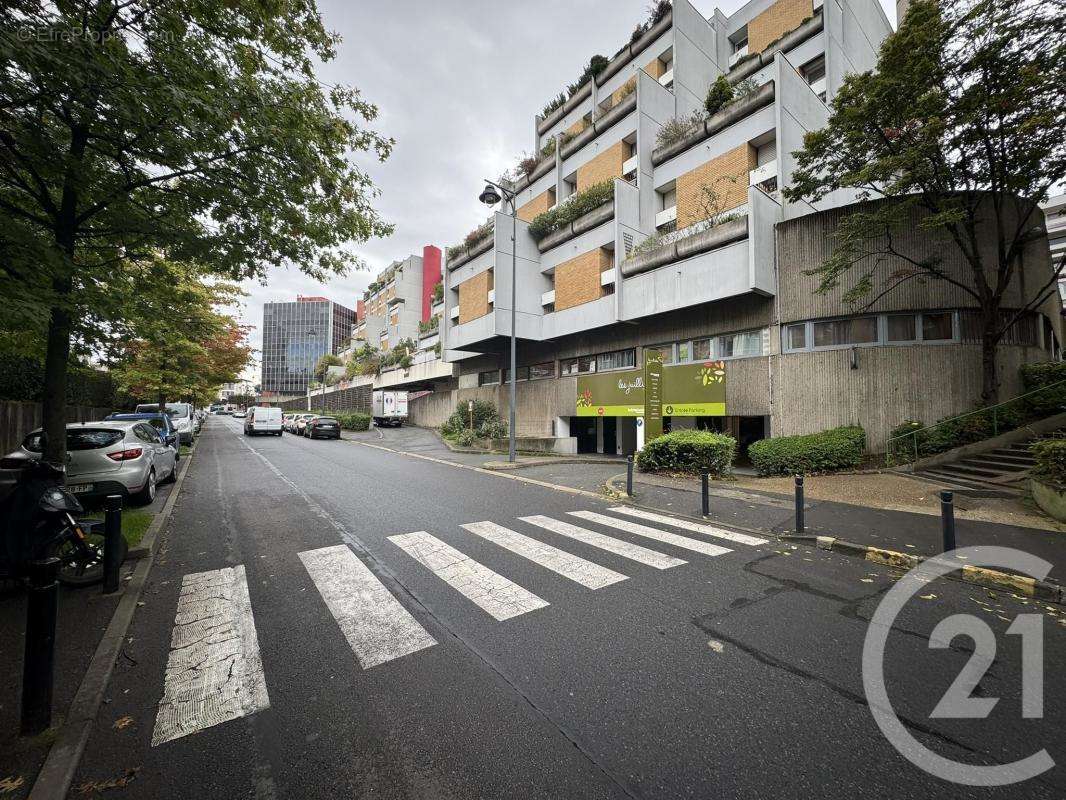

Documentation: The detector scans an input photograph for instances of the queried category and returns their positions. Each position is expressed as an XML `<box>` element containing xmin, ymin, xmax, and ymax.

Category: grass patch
<box><xmin>180</xmin><ymin>444</ymin><xmax>192</xmax><ymax>457</ymax></box>
<box><xmin>83</xmin><ymin>509</ymin><xmax>155</xmax><ymax>548</ymax></box>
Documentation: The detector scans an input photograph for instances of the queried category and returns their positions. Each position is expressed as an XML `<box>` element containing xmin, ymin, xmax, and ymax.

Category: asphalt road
<box><xmin>68</xmin><ymin>417</ymin><xmax>1066</xmax><ymax>799</ymax></box>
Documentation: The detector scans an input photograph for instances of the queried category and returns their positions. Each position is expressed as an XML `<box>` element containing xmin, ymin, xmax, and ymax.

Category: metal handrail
<box><xmin>885</xmin><ymin>377</ymin><xmax>1066</xmax><ymax>466</ymax></box>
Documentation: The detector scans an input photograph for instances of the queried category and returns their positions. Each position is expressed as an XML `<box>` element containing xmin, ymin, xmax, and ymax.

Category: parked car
<box><xmin>282</xmin><ymin>413</ymin><xmax>296</xmax><ymax>432</ymax></box>
<box><xmin>293</xmin><ymin>414</ymin><xmax>316</xmax><ymax>435</ymax></box>
<box><xmin>305</xmin><ymin>416</ymin><xmax>340</xmax><ymax>439</ymax></box>
<box><xmin>104</xmin><ymin>412</ymin><xmax>181</xmax><ymax>460</ymax></box>
<box><xmin>244</xmin><ymin>406</ymin><xmax>283</xmax><ymax>436</ymax></box>
<box><xmin>232</xmin><ymin>409</ymin><xmax>247</xmax><ymax>419</ymax></box>
<box><xmin>134</xmin><ymin>402</ymin><xmax>196</xmax><ymax>445</ymax></box>
<box><xmin>5</xmin><ymin>421</ymin><xmax>177</xmax><ymax>506</ymax></box>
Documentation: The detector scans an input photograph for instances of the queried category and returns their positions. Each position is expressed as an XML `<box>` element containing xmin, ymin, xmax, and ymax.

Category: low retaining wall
<box><xmin>277</xmin><ymin>384</ymin><xmax>372</xmax><ymax>414</ymax></box>
<box><xmin>1031</xmin><ymin>478</ymin><xmax>1066</xmax><ymax>522</ymax></box>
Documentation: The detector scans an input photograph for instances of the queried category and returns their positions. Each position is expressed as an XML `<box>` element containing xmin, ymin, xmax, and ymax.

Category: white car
<box><xmin>232</xmin><ymin>410</ymin><xmax>247</xmax><ymax>419</ymax></box>
<box><xmin>244</xmin><ymin>406</ymin><xmax>283</xmax><ymax>436</ymax></box>
<box><xmin>7</xmin><ymin>421</ymin><xmax>177</xmax><ymax>506</ymax></box>
<box><xmin>135</xmin><ymin>402</ymin><xmax>196</xmax><ymax>445</ymax></box>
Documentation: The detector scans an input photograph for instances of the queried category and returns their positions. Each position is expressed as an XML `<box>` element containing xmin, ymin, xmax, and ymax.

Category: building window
<box><xmin>886</xmin><ymin>314</ymin><xmax>917</xmax><ymax>342</ymax></box>
<box><xmin>501</xmin><ymin>366</ymin><xmax>530</xmax><ymax>383</ymax></box>
<box><xmin>597</xmin><ymin>348</ymin><xmax>636</xmax><ymax>372</ymax></box>
<box><xmin>690</xmin><ymin>338</ymin><xmax>711</xmax><ymax>360</ymax></box>
<box><xmin>785</xmin><ymin>323</ymin><xmax>806</xmax><ymax>351</ymax></box>
<box><xmin>478</xmin><ymin>370</ymin><xmax>500</xmax><ymax>386</ymax></box>
<box><xmin>921</xmin><ymin>312</ymin><xmax>953</xmax><ymax>342</ymax></box>
<box><xmin>561</xmin><ymin>355</ymin><xmax>596</xmax><ymax>376</ymax></box>
<box><xmin>813</xmin><ymin>317</ymin><xmax>878</xmax><ymax>348</ymax></box>
<box><xmin>718</xmin><ymin>330</ymin><xmax>764</xmax><ymax>358</ymax></box>
<box><xmin>646</xmin><ymin>344</ymin><xmax>675</xmax><ymax>365</ymax></box>
<box><xmin>785</xmin><ymin>311</ymin><xmax>975</xmax><ymax>353</ymax></box>
<box><xmin>529</xmin><ymin>362</ymin><xmax>555</xmax><ymax>380</ymax></box>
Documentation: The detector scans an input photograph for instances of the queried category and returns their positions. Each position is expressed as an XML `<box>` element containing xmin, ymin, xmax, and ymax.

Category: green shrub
<box><xmin>636</xmin><ymin>430</ymin><xmax>736</xmax><ymax>477</ymax></box>
<box><xmin>1032</xmin><ymin>439</ymin><xmax>1066</xmax><ymax>485</ymax></box>
<box><xmin>477</xmin><ymin>420</ymin><xmax>508</xmax><ymax>440</ymax></box>
<box><xmin>335</xmin><ymin>412</ymin><xmax>371</xmax><ymax>432</ymax></box>
<box><xmin>528</xmin><ymin>181</ymin><xmax>614</xmax><ymax>241</ymax></box>
<box><xmin>441</xmin><ymin>399</ymin><xmax>499</xmax><ymax>436</ymax></box>
<box><xmin>749</xmin><ymin>426</ymin><xmax>866</xmax><ymax>476</ymax></box>
<box><xmin>454</xmin><ymin>429</ymin><xmax>477</xmax><ymax>447</ymax></box>
<box><xmin>888</xmin><ymin>399</ymin><xmax>1032</xmax><ymax>462</ymax></box>
<box><xmin>704</xmin><ymin>75</ymin><xmax>734</xmax><ymax>116</ymax></box>
<box><xmin>1021</xmin><ymin>361</ymin><xmax>1066</xmax><ymax>417</ymax></box>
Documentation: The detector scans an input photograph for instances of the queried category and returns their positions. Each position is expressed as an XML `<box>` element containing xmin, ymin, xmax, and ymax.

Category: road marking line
<box><xmin>461</xmin><ymin>521</ymin><xmax>627</xmax><ymax>589</ymax></box>
<box><xmin>567</xmin><ymin>511</ymin><xmax>733</xmax><ymax>558</ymax></box>
<box><xmin>152</xmin><ymin>566</ymin><xmax>269</xmax><ymax>746</ymax></box>
<box><xmin>299</xmin><ymin>544</ymin><xmax>437</xmax><ymax>669</ymax></box>
<box><xmin>518</xmin><ymin>515</ymin><xmax>686</xmax><ymax>570</ymax></box>
<box><xmin>389</xmin><ymin>532</ymin><xmax>548</xmax><ymax>621</ymax></box>
<box><xmin>606</xmin><ymin>506</ymin><xmax>768</xmax><ymax>546</ymax></box>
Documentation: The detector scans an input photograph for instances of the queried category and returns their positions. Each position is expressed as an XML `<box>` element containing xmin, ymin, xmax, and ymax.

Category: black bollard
<box><xmin>626</xmin><ymin>455</ymin><xmax>634</xmax><ymax>497</ymax></box>
<box><xmin>940</xmin><ymin>490</ymin><xmax>956</xmax><ymax>553</ymax></box>
<box><xmin>21</xmin><ymin>558</ymin><xmax>60</xmax><ymax>736</ymax></box>
<box><xmin>701</xmin><ymin>472</ymin><xmax>709</xmax><ymax>517</ymax></box>
<box><xmin>103</xmin><ymin>494</ymin><xmax>122</xmax><ymax>595</ymax></box>
<box><xmin>795</xmin><ymin>475</ymin><xmax>805</xmax><ymax>534</ymax></box>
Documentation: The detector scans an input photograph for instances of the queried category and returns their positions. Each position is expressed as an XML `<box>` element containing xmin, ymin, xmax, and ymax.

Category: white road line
<box><xmin>299</xmin><ymin>544</ymin><xmax>437</xmax><ymax>669</ymax></box>
<box><xmin>389</xmin><ymin>532</ymin><xmax>548</xmax><ymax>621</ymax></box>
<box><xmin>152</xmin><ymin>566</ymin><xmax>270</xmax><ymax>746</ymax></box>
<box><xmin>518</xmin><ymin>515</ymin><xmax>687</xmax><ymax>570</ymax></box>
<box><xmin>568</xmin><ymin>511</ymin><xmax>733</xmax><ymax>558</ymax></box>
<box><xmin>607</xmin><ymin>506</ymin><xmax>768</xmax><ymax>546</ymax></box>
<box><xmin>461</xmin><ymin>521</ymin><xmax>627</xmax><ymax>589</ymax></box>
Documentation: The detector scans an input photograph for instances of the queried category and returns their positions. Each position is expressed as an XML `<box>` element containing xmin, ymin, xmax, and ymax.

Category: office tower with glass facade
<box><xmin>261</xmin><ymin>296</ymin><xmax>355</xmax><ymax>397</ymax></box>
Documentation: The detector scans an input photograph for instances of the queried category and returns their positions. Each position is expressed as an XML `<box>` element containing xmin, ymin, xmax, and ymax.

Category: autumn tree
<box><xmin>785</xmin><ymin>0</ymin><xmax>1065</xmax><ymax>402</ymax></box>
<box><xmin>0</xmin><ymin>1</ymin><xmax>392</xmax><ymax>463</ymax></box>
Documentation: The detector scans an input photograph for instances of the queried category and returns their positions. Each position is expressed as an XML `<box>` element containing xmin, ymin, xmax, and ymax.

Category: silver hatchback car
<box><xmin>11</xmin><ymin>421</ymin><xmax>177</xmax><ymax>506</ymax></box>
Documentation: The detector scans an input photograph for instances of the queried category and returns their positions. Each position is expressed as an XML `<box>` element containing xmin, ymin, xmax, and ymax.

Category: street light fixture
<box><xmin>479</xmin><ymin>178</ymin><xmax>518</xmax><ymax>463</ymax></box>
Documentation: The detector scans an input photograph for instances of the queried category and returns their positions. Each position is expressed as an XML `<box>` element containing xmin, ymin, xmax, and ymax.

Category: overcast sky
<box><xmin>234</xmin><ymin>0</ymin><xmax>897</xmax><ymax>381</ymax></box>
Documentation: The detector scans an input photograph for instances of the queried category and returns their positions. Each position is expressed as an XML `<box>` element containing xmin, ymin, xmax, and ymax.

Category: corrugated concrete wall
<box><xmin>0</xmin><ymin>401</ymin><xmax>113</xmax><ymax>456</ymax></box>
<box><xmin>277</xmin><ymin>385</ymin><xmax>372</xmax><ymax>414</ymax></box>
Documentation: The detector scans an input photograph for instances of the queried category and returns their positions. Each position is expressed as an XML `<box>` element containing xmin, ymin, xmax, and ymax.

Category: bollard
<box><xmin>701</xmin><ymin>472</ymin><xmax>709</xmax><ymax>517</ymax></box>
<box><xmin>626</xmin><ymin>455</ymin><xmax>634</xmax><ymax>497</ymax></box>
<box><xmin>940</xmin><ymin>490</ymin><xmax>956</xmax><ymax>553</ymax></box>
<box><xmin>795</xmin><ymin>475</ymin><xmax>805</xmax><ymax>534</ymax></box>
<box><xmin>103</xmin><ymin>494</ymin><xmax>122</xmax><ymax>595</ymax></box>
<box><xmin>21</xmin><ymin>558</ymin><xmax>59</xmax><ymax>736</ymax></box>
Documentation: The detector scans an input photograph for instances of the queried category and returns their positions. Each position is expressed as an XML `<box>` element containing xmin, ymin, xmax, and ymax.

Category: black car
<box><xmin>305</xmin><ymin>416</ymin><xmax>340</xmax><ymax>439</ymax></box>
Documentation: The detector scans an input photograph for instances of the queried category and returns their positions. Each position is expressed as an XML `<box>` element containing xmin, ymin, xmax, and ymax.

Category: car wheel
<box><xmin>133</xmin><ymin>468</ymin><xmax>156</xmax><ymax>505</ymax></box>
<box><xmin>161</xmin><ymin>461</ymin><xmax>178</xmax><ymax>484</ymax></box>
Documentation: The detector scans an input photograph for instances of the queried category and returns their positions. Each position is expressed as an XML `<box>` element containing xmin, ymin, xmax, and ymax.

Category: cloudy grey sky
<box><xmin>234</xmin><ymin>0</ymin><xmax>897</xmax><ymax>381</ymax></box>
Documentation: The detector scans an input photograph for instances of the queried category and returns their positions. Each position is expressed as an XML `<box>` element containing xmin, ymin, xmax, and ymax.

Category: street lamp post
<box><xmin>479</xmin><ymin>179</ymin><xmax>518</xmax><ymax>463</ymax></box>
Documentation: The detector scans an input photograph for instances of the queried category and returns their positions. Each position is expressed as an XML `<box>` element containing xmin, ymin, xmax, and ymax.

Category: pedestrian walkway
<box><xmin>147</xmin><ymin>506</ymin><xmax>768</xmax><ymax>745</ymax></box>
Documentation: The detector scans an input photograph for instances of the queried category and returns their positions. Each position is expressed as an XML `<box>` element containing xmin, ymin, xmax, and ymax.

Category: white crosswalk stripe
<box><xmin>567</xmin><ymin>511</ymin><xmax>733</xmax><ymax>558</ymax></box>
<box><xmin>518</xmin><ymin>515</ymin><xmax>686</xmax><ymax>570</ymax></box>
<box><xmin>607</xmin><ymin>507</ymin><xmax>768</xmax><ymax>546</ymax></box>
<box><xmin>300</xmin><ymin>544</ymin><xmax>436</xmax><ymax>669</ymax></box>
<box><xmin>389</xmin><ymin>531</ymin><xmax>549</xmax><ymax>620</ymax></box>
<box><xmin>152</xmin><ymin>566</ymin><xmax>269</xmax><ymax>746</ymax></box>
<box><xmin>461</xmin><ymin>521</ymin><xmax>627</xmax><ymax>589</ymax></box>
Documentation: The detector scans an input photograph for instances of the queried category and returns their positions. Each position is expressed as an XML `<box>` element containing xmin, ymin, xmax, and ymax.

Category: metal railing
<box><xmin>885</xmin><ymin>378</ymin><xmax>1066</xmax><ymax>467</ymax></box>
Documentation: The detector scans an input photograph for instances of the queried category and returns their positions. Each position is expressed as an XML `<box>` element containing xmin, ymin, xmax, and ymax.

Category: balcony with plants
<box><xmin>528</xmin><ymin>180</ymin><xmax>615</xmax><ymax>253</ymax></box>
<box><xmin>446</xmin><ymin>220</ymin><xmax>494</xmax><ymax>270</ymax></box>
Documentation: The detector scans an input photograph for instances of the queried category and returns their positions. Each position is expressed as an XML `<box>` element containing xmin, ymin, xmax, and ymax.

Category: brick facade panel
<box><xmin>576</xmin><ymin>140</ymin><xmax>629</xmax><ymax>192</ymax></box>
<box><xmin>554</xmin><ymin>248</ymin><xmax>610</xmax><ymax>311</ymax></box>
<box><xmin>748</xmin><ymin>0</ymin><xmax>813</xmax><ymax>54</ymax></box>
<box><xmin>675</xmin><ymin>144</ymin><xmax>757</xmax><ymax>230</ymax></box>
<box><xmin>517</xmin><ymin>189</ymin><xmax>553</xmax><ymax>223</ymax></box>
<box><xmin>458</xmin><ymin>270</ymin><xmax>493</xmax><ymax>324</ymax></box>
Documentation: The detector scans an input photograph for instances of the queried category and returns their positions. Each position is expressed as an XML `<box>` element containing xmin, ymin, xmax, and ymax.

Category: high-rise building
<box><xmin>261</xmin><ymin>296</ymin><xmax>355</xmax><ymax>397</ymax></box>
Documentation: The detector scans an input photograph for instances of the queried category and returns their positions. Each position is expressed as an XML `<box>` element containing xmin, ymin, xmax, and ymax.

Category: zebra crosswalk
<box><xmin>151</xmin><ymin>506</ymin><xmax>767</xmax><ymax>745</ymax></box>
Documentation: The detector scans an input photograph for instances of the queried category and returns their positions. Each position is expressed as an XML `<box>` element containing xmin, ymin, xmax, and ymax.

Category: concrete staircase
<box><xmin>914</xmin><ymin>430</ymin><xmax>1063</xmax><ymax>494</ymax></box>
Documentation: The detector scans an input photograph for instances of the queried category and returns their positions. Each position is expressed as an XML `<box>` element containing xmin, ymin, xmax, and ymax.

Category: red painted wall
<box><xmin>421</xmin><ymin>245</ymin><xmax>442</xmax><ymax>322</ymax></box>
<box><xmin>356</xmin><ymin>299</ymin><xmax>365</xmax><ymax>321</ymax></box>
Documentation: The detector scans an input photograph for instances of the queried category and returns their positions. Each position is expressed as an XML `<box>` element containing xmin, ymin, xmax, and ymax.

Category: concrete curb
<box><xmin>780</xmin><ymin>534</ymin><xmax>1065</xmax><ymax>604</ymax></box>
<box><xmin>126</xmin><ymin>447</ymin><xmax>194</xmax><ymax>560</ymax></box>
<box><xmin>482</xmin><ymin>457</ymin><xmax>624</xmax><ymax>471</ymax></box>
<box><xmin>28</xmin><ymin>438</ymin><xmax>198</xmax><ymax>799</ymax></box>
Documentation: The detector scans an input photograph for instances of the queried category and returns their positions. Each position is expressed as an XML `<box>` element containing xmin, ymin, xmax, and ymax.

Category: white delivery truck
<box><xmin>372</xmin><ymin>390</ymin><xmax>408</xmax><ymax>427</ymax></box>
<box><xmin>244</xmin><ymin>406</ymin><xmax>283</xmax><ymax>436</ymax></box>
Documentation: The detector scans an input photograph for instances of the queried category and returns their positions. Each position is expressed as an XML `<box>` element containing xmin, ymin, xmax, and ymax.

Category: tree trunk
<box><xmin>980</xmin><ymin>316</ymin><xmax>1000</xmax><ymax>405</ymax></box>
<box><xmin>41</xmin><ymin>281</ymin><xmax>72</xmax><ymax>467</ymax></box>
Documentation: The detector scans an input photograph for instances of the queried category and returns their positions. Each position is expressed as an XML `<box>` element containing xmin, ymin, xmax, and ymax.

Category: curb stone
<box><xmin>782</xmin><ymin>534</ymin><xmax>1065</xmax><ymax>605</ymax></box>
<box><xmin>27</xmin><ymin>437</ymin><xmax>199</xmax><ymax>799</ymax></box>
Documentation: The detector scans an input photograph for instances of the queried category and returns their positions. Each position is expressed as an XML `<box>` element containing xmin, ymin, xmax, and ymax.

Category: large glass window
<box><xmin>886</xmin><ymin>314</ymin><xmax>917</xmax><ymax>342</ymax></box>
<box><xmin>690</xmin><ymin>338</ymin><xmax>712</xmax><ymax>360</ymax></box>
<box><xmin>719</xmin><ymin>330</ymin><xmax>764</xmax><ymax>358</ymax></box>
<box><xmin>646</xmin><ymin>344</ymin><xmax>675</xmax><ymax>365</ymax></box>
<box><xmin>478</xmin><ymin>370</ymin><xmax>499</xmax><ymax>386</ymax></box>
<box><xmin>921</xmin><ymin>312</ymin><xmax>953</xmax><ymax>341</ymax></box>
<box><xmin>529</xmin><ymin>362</ymin><xmax>555</xmax><ymax>380</ymax></box>
<box><xmin>596</xmin><ymin>349</ymin><xmax>636</xmax><ymax>371</ymax></box>
<box><xmin>501</xmin><ymin>366</ymin><xmax>530</xmax><ymax>383</ymax></box>
<box><xmin>785</xmin><ymin>323</ymin><xmax>806</xmax><ymax>351</ymax></box>
<box><xmin>561</xmin><ymin>356</ymin><xmax>596</xmax><ymax>376</ymax></box>
<box><xmin>813</xmin><ymin>317</ymin><xmax>877</xmax><ymax>347</ymax></box>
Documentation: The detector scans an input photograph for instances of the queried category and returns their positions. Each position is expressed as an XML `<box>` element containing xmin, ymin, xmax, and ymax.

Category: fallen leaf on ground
<box><xmin>113</xmin><ymin>716</ymin><xmax>134</xmax><ymax>730</ymax></box>
<box><xmin>860</xmin><ymin>578</ymin><xmax>874</xmax><ymax>583</ymax></box>
<box><xmin>707</xmin><ymin>640</ymin><xmax>724</xmax><ymax>653</ymax></box>
<box><xmin>74</xmin><ymin>768</ymin><xmax>140</xmax><ymax>794</ymax></box>
<box><xmin>919</xmin><ymin>594</ymin><xmax>937</xmax><ymax>600</ymax></box>
<box><xmin>0</xmin><ymin>776</ymin><xmax>25</xmax><ymax>794</ymax></box>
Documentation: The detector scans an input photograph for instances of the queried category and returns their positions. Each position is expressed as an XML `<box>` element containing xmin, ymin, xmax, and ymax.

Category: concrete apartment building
<box><xmin>402</xmin><ymin>0</ymin><xmax>1064</xmax><ymax>456</ymax></box>
<box><xmin>260</xmin><ymin>296</ymin><xmax>355</xmax><ymax>399</ymax></box>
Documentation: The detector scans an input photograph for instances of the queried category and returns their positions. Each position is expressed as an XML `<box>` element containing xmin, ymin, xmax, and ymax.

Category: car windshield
<box><xmin>24</xmin><ymin>429</ymin><xmax>125</xmax><ymax>452</ymax></box>
<box><xmin>165</xmin><ymin>403</ymin><xmax>190</xmax><ymax>418</ymax></box>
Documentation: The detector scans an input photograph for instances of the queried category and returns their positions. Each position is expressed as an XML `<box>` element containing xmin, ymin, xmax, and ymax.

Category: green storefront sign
<box><xmin>644</xmin><ymin>350</ymin><xmax>664</xmax><ymax>441</ymax></box>
<box><xmin>576</xmin><ymin>360</ymin><xmax>726</xmax><ymax>417</ymax></box>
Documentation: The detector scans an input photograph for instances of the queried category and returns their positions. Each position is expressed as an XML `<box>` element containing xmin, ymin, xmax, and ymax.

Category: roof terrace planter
<box><xmin>620</xmin><ymin>216</ymin><xmax>749</xmax><ymax>278</ymax></box>
<box><xmin>560</xmin><ymin>92</ymin><xmax>638</xmax><ymax>160</ymax></box>
<box><xmin>512</xmin><ymin>153</ymin><xmax>556</xmax><ymax>194</ymax></box>
<box><xmin>651</xmin><ymin>81</ymin><xmax>776</xmax><ymax>167</ymax></box>
<box><xmin>727</xmin><ymin>10</ymin><xmax>823</xmax><ymax>86</ymax></box>
<box><xmin>538</xmin><ymin>80</ymin><xmax>594</xmax><ymax>136</ymax></box>
<box><xmin>596</xmin><ymin>9</ymin><xmax>674</xmax><ymax>88</ymax></box>
<box><xmin>536</xmin><ymin>200</ymin><xmax>615</xmax><ymax>253</ymax></box>
<box><xmin>447</xmin><ymin>227</ymin><xmax>494</xmax><ymax>271</ymax></box>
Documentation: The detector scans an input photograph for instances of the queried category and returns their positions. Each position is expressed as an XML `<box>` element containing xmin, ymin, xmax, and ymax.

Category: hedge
<box><xmin>334</xmin><ymin>412</ymin><xmax>371</xmax><ymax>431</ymax></box>
<box><xmin>636</xmin><ymin>430</ymin><xmax>736</xmax><ymax>477</ymax></box>
<box><xmin>528</xmin><ymin>181</ymin><xmax>614</xmax><ymax>242</ymax></box>
<box><xmin>441</xmin><ymin>399</ymin><xmax>500</xmax><ymax>436</ymax></box>
<box><xmin>0</xmin><ymin>354</ymin><xmax>119</xmax><ymax>407</ymax></box>
<box><xmin>749</xmin><ymin>426</ymin><xmax>866</xmax><ymax>476</ymax></box>
<box><xmin>1032</xmin><ymin>439</ymin><xmax>1066</xmax><ymax>485</ymax></box>
<box><xmin>1020</xmin><ymin>361</ymin><xmax>1066</xmax><ymax>417</ymax></box>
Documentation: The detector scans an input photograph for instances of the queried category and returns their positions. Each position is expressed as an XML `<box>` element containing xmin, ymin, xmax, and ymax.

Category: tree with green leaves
<box><xmin>785</xmin><ymin>0</ymin><xmax>1065</xmax><ymax>402</ymax></box>
<box><xmin>0</xmin><ymin>0</ymin><xmax>392</xmax><ymax>463</ymax></box>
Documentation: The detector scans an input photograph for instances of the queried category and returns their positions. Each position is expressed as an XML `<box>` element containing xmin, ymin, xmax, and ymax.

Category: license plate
<box><xmin>320</xmin><ymin>425</ymin><xmax>336</xmax><ymax>429</ymax></box>
<box><xmin>68</xmin><ymin>483</ymin><xmax>93</xmax><ymax>494</ymax></box>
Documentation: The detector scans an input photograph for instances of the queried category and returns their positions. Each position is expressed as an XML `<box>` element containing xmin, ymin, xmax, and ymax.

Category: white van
<box><xmin>244</xmin><ymin>406</ymin><xmax>283</xmax><ymax>436</ymax></box>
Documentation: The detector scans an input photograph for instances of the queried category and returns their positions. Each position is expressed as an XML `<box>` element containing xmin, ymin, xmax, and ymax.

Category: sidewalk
<box><xmin>0</xmin><ymin>454</ymin><xmax>189</xmax><ymax>798</ymax></box>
